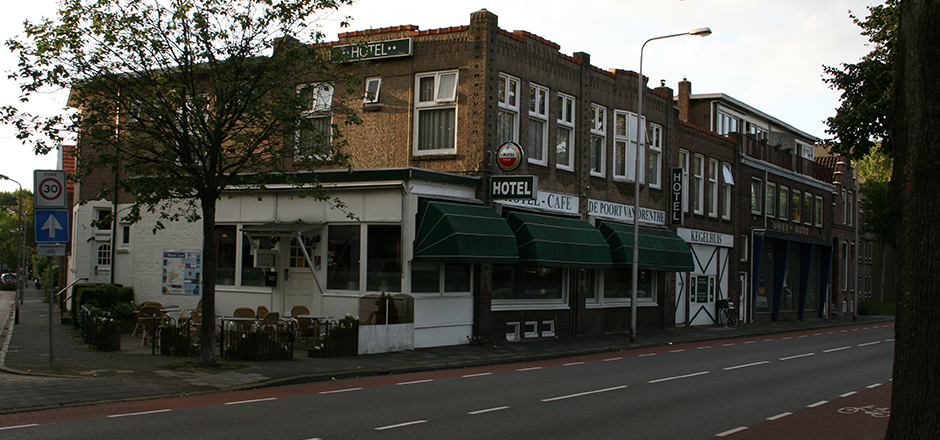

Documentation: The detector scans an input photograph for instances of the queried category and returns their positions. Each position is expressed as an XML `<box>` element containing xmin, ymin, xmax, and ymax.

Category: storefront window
<box><xmin>805</xmin><ymin>247</ymin><xmax>820</xmax><ymax>311</ymax></box>
<box><xmin>603</xmin><ymin>269</ymin><xmax>653</xmax><ymax>301</ymax></box>
<box><xmin>782</xmin><ymin>245</ymin><xmax>800</xmax><ymax>312</ymax></box>
<box><xmin>366</xmin><ymin>225</ymin><xmax>401</xmax><ymax>292</ymax></box>
<box><xmin>756</xmin><ymin>241</ymin><xmax>774</xmax><ymax>313</ymax></box>
<box><xmin>410</xmin><ymin>263</ymin><xmax>471</xmax><ymax>294</ymax></box>
<box><xmin>216</xmin><ymin>226</ymin><xmax>237</xmax><ymax>286</ymax></box>
<box><xmin>327</xmin><ymin>225</ymin><xmax>360</xmax><ymax>290</ymax></box>
<box><xmin>492</xmin><ymin>266</ymin><xmax>563</xmax><ymax>301</ymax></box>
<box><xmin>241</xmin><ymin>235</ymin><xmax>266</xmax><ymax>287</ymax></box>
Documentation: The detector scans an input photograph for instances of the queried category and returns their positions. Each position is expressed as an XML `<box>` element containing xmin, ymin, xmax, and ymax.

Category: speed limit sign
<box><xmin>34</xmin><ymin>170</ymin><xmax>67</xmax><ymax>208</ymax></box>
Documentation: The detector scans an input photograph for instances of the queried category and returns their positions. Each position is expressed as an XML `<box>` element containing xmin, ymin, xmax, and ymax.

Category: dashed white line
<box><xmin>697</xmin><ymin>346</ymin><xmax>713</xmax><ymax>349</ymax></box>
<box><xmin>639</xmin><ymin>353</ymin><xmax>657</xmax><ymax>357</ymax></box>
<box><xmin>541</xmin><ymin>385</ymin><xmax>628</xmax><ymax>402</ymax></box>
<box><xmin>669</xmin><ymin>349</ymin><xmax>686</xmax><ymax>353</ymax></box>
<box><xmin>397</xmin><ymin>379</ymin><xmax>433</xmax><ymax>386</ymax></box>
<box><xmin>0</xmin><ymin>424</ymin><xmax>39</xmax><ymax>431</ymax></box>
<box><xmin>375</xmin><ymin>420</ymin><xmax>428</xmax><ymax>431</ymax></box>
<box><xmin>782</xmin><ymin>337</ymin><xmax>793</xmax><ymax>340</ymax></box>
<box><xmin>841</xmin><ymin>391</ymin><xmax>858</xmax><ymax>398</ymax></box>
<box><xmin>603</xmin><ymin>357</ymin><xmax>623</xmax><ymax>362</ymax></box>
<box><xmin>798</xmin><ymin>335</ymin><xmax>809</xmax><ymax>338</ymax></box>
<box><xmin>823</xmin><ymin>346</ymin><xmax>851</xmax><ymax>353</ymax></box>
<box><xmin>744</xmin><ymin>341</ymin><xmax>756</xmax><ymax>344</ymax></box>
<box><xmin>886</xmin><ymin>338</ymin><xmax>895</xmax><ymax>342</ymax></box>
<box><xmin>867</xmin><ymin>383</ymin><xmax>883</xmax><ymax>389</ymax></box>
<box><xmin>224</xmin><ymin>397</ymin><xmax>277</xmax><ymax>405</ymax></box>
<box><xmin>468</xmin><ymin>406</ymin><xmax>510</xmax><ymax>415</ymax></box>
<box><xmin>563</xmin><ymin>362</ymin><xmax>586</xmax><ymax>366</ymax></box>
<box><xmin>516</xmin><ymin>366</ymin><xmax>543</xmax><ymax>371</ymax></box>
<box><xmin>320</xmin><ymin>387</ymin><xmax>362</xmax><ymax>394</ymax></box>
<box><xmin>716</xmin><ymin>426</ymin><xmax>749</xmax><ymax>437</ymax></box>
<box><xmin>780</xmin><ymin>352</ymin><xmax>815</xmax><ymax>361</ymax></box>
<box><xmin>767</xmin><ymin>412</ymin><xmax>792</xmax><ymax>421</ymax></box>
<box><xmin>808</xmin><ymin>400</ymin><xmax>829</xmax><ymax>408</ymax></box>
<box><xmin>724</xmin><ymin>361</ymin><xmax>769</xmax><ymax>371</ymax></box>
<box><xmin>463</xmin><ymin>372</ymin><xmax>493</xmax><ymax>378</ymax></box>
<box><xmin>107</xmin><ymin>409</ymin><xmax>172</xmax><ymax>418</ymax></box>
<box><xmin>764</xmin><ymin>339</ymin><xmax>775</xmax><ymax>342</ymax></box>
<box><xmin>721</xmin><ymin>343</ymin><xmax>736</xmax><ymax>347</ymax></box>
<box><xmin>858</xmin><ymin>341</ymin><xmax>881</xmax><ymax>347</ymax></box>
<box><xmin>648</xmin><ymin>371</ymin><xmax>710</xmax><ymax>384</ymax></box>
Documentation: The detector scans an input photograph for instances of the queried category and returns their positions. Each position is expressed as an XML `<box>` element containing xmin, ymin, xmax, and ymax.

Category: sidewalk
<box><xmin>0</xmin><ymin>286</ymin><xmax>892</xmax><ymax>415</ymax></box>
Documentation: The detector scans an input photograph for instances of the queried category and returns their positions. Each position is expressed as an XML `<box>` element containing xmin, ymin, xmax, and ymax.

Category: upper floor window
<box><xmin>678</xmin><ymin>150</ymin><xmax>690</xmax><ymax>213</ymax></box>
<box><xmin>708</xmin><ymin>159</ymin><xmax>719</xmax><ymax>218</ymax></box>
<box><xmin>613</xmin><ymin>110</ymin><xmax>645</xmax><ymax>182</ymax></box>
<box><xmin>364</xmin><ymin>77</ymin><xmax>381</xmax><ymax>104</ymax></box>
<box><xmin>716</xmin><ymin>110</ymin><xmax>739</xmax><ymax>135</ymax></box>
<box><xmin>765</xmin><ymin>182</ymin><xmax>777</xmax><ymax>218</ymax></box>
<box><xmin>556</xmin><ymin>93</ymin><xmax>575</xmax><ymax>170</ymax></box>
<box><xmin>693</xmin><ymin>154</ymin><xmax>705</xmax><ymax>215</ymax></box>
<box><xmin>815</xmin><ymin>195</ymin><xmax>824</xmax><ymax>228</ymax></box>
<box><xmin>497</xmin><ymin>73</ymin><xmax>520</xmax><ymax>145</ymax></box>
<box><xmin>778</xmin><ymin>185</ymin><xmax>789</xmax><ymax>221</ymax></box>
<box><xmin>750</xmin><ymin>178</ymin><xmax>763</xmax><ymax>215</ymax></box>
<box><xmin>590</xmin><ymin>104</ymin><xmax>607</xmax><ymax>177</ymax></box>
<box><xmin>803</xmin><ymin>192</ymin><xmax>813</xmax><ymax>226</ymax></box>
<box><xmin>647</xmin><ymin>124</ymin><xmax>663</xmax><ymax>189</ymax></box>
<box><xmin>791</xmin><ymin>189</ymin><xmax>802</xmax><ymax>223</ymax></box>
<box><xmin>528</xmin><ymin>83</ymin><xmax>550</xmax><ymax>165</ymax></box>
<box><xmin>296</xmin><ymin>83</ymin><xmax>334</xmax><ymax>160</ymax></box>
<box><xmin>414</xmin><ymin>71</ymin><xmax>458</xmax><ymax>154</ymax></box>
<box><xmin>847</xmin><ymin>190</ymin><xmax>854</xmax><ymax>226</ymax></box>
<box><xmin>721</xmin><ymin>162</ymin><xmax>733</xmax><ymax>220</ymax></box>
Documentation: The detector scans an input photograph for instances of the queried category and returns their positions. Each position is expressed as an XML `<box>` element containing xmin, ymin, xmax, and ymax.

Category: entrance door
<box><xmin>689</xmin><ymin>275</ymin><xmax>716</xmax><ymax>325</ymax></box>
<box><xmin>281</xmin><ymin>235</ymin><xmax>322</xmax><ymax>315</ymax></box>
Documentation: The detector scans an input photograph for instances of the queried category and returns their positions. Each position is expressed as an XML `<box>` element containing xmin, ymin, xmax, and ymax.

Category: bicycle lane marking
<box><xmin>715</xmin><ymin>382</ymin><xmax>891</xmax><ymax>440</ymax></box>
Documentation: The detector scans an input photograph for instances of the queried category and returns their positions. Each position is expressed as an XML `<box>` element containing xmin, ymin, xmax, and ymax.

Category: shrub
<box><xmin>859</xmin><ymin>299</ymin><xmax>896</xmax><ymax>316</ymax></box>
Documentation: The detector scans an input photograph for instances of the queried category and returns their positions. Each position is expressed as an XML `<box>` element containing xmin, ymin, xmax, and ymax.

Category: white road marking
<box><xmin>563</xmin><ymin>362</ymin><xmax>585</xmax><ymax>366</ymax></box>
<box><xmin>0</xmin><ymin>424</ymin><xmax>39</xmax><ymax>431</ymax></box>
<box><xmin>780</xmin><ymin>352</ymin><xmax>815</xmax><ymax>361</ymax></box>
<box><xmin>468</xmin><ymin>406</ymin><xmax>510</xmax><ymax>415</ymax></box>
<box><xmin>782</xmin><ymin>337</ymin><xmax>793</xmax><ymax>340</ymax></box>
<box><xmin>764</xmin><ymin>339</ymin><xmax>775</xmax><ymax>342</ymax></box>
<box><xmin>716</xmin><ymin>426</ymin><xmax>749</xmax><ymax>437</ymax></box>
<box><xmin>669</xmin><ymin>349</ymin><xmax>686</xmax><ymax>353</ymax></box>
<box><xmin>744</xmin><ymin>341</ymin><xmax>756</xmax><ymax>344</ymax></box>
<box><xmin>867</xmin><ymin>383</ymin><xmax>883</xmax><ymax>389</ymax></box>
<box><xmin>541</xmin><ymin>385</ymin><xmax>628</xmax><ymax>402</ymax></box>
<box><xmin>858</xmin><ymin>341</ymin><xmax>881</xmax><ymax>347</ymax></box>
<box><xmin>808</xmin><ymin>400</ymin><xmax>828</xmax><ymax>408</ymax></box>
<box><xmin>224</xmin><ymin>397</ymin><xmax>277</xmax><ymax>405</ymax></box>
<box><xmin>813</xmin><ymin>333</ymin><xmax>822</xmax><ymax>336</ymax></box>
<box><xmin>375</xmin><ymin>420</ymin><xmax>428</xmax><ymax>430</ymax></box>
<box><xmin>767</xmin><ymin>412</ymin><xmax>792</xmax><ymax>421</ymax></box>
<box><xmin>648</xmin><ymin>371</ymin><xmax>710</xmax><ymax>384</ymax></box>
<box><xmin>841</xmin><ymin>391</ymin><xmax>858</xmax><ymax>398</ymax></box>
<box><xmin>798</xmin><ymin>335</ymin><xmax>809</xmax><ymax>338</ymax></box>
<box><xmin>886</xmin><ymin>338</ymin><xmax>895</xmax><ymax>342</ymax></box>
<box><xmin>516</xmin><ymin>366</ymin><xmax>542</xmax><ymax>371</ymax></box>
<box><xmin>721</xmin><ymin>343</ymin><xmax>735</xmax><ymax>347</ymax></box>
<box><xmin>724</xmin><ymin>361</ymin><xmax>769</xmax><ymax>371</ymax></box>
<box><xmin>397</xmin><ymin>379</ymin><xmax>433</xmax><ymax>386</ymax></box>
<box><xmin>320</xmin><ymin>387</ymin><xmax>362</xmax><ymax>394</ymax></box>
<box><xmin>697</xmin><ymin>346</ymin><xmax>713</xmax><ymax>349</ymax></box>
<box><xmin>603</xmin><ymin>357</ymin><xmax>623</xmax><ymax>362</ymax></box>
<box><xmin>462</xmin><ymin>372</ymin><xmax>493</xmax><ymax>378</ymax></box>
<box><xmin>638</xmin><ymin>353</ymin><xmax>657</xmax><ymax>357</ymax></box>
<box><xmin>107</xmin><ymin>409</ymin><xmax>172</xmax><ymax>418</ymax></box>
<box><xmin>824</xmin><ymin>346</ymin><xmax>851</xmax><ymax>353</ymax></box>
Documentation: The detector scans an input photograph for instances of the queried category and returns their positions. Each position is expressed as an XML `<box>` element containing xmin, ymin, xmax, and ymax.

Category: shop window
<box><xmin>492</xmin><ymin>266</ymin><xmax>565</xmax><ymax>304</ymax></box>
<box><xmin>214</xmin><ymin>225</ymin><xmax>265</xmax><ymax>287</ymax></box>
<box><xmin>602</xmin><ymin>269</ymin><xmax>655</xmax><ymax>304</ymax></box>
<box><xmin>414</xmin><ymin>71</ymin><xmax>458</xmax><ymax>154</ymax></box>
<box><xmin>528</xmin><ymin>83</ymin><xmax>550</xmax><ymax>165</ymax></box>
<box><xmin>327</xmin><ymin>225</ymin><xmax>361</xmax><ymax>290</ymax></box>
<box><xmin>756</xmin><ymin>241</ymin><xmax>775</xmax><ymax>313</ymax></box>
<box><xmin>556</xmin><ymin>93</ymin><xmax>575</xmax><ymax>170</ymax></box>
<box><xmin>497</xmin><ymin>73</ymin><xmax>520</xmax><ymax>145</ymax></box>
<box><xmin>590</xmin><ymin>104</ymin><xmax>607</xmax><ymax>177</ymax></box>
<box><xmin>410</xmin><ymin>263</ymin><xmax>471</xmax><ymax>294</ymax></box>
<box><xmin>366</xmin><ymin>224</ymin><xmax>402</xmax><ymax>292</ymax></box>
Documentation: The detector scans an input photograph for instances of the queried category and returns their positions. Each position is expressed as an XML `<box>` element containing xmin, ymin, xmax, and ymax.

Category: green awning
<box><xmin>507</xmin><ymin>212</ymin><xmax>612</xmax><ymax>269</ymax></box>
<box><xmin>413</xmin><ymin>200</ymin><xmax>519</xmax><ymax>264</ymax></box>
<box><xmin>598</xmin><ymin>221</ymin><xmax>694</xmax><ymax>272</ymax></box>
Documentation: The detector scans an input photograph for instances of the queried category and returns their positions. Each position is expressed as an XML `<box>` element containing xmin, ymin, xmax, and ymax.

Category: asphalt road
<box><xmin>0</xmin><ymin>324</ymin><xmax>894</xmax><ymax>439</ymax></box>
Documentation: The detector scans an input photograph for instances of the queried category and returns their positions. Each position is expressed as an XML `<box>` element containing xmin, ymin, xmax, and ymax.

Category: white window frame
<box><xmin>647</xmin><ymin>124</ymin><xmax>663</xmax><ymax>189</ymax></box>
<box><xmin>414</xmin><ymin>70</ymin><xmax>459</xmax><ymax>155</ymax></box>
<box><xmin>721</xmin><ymin>162</ymin><xmax>733</xmax><ymax>220</ymax></box>
<box><xmin>497</xmin><ymin>73</ymin><xmax>520</xmax><ymax>145</ymax></box>
<box><xmin>491</xmin><ymin>267</ymin><xmax>571</xmax><ymax>311</ymax></box>
<box><xmin>364</xmin><ymin>77</ymin><xmax>381</xmax><ymax>104</ymax></box>
<box><xmin>693</xmin><ymin>154</ymin><xmax>705</xmax><ymax>215</ymax></box>
<box><xmin>556</xmin><ymin>93</ymin><xmax>575</xmax><ymax>171</ymax></box>
<box><xmin>708</xmin><ymin>159</ymin><xmax>719</xmax><ymax>218</ymax></box>
<box><xmin>527</xmin><ymin>83</ymin><xmax>550</xmax><ymax>165</ymax></box>
<box><xmin>588</xmin><ymin>270</ymin><xmax>659</xmax><ymax>308</ymax></box>
<box><xmin>590</xmin><ymin>104</ymin><xmax>607</xmax><ymax>177</ymax></box>
<box><xmin>679</xmin><ymin>149</ymin><xmax>690</xmax><ymax>213</ymax></box>
<box><xmin>765</xmin><ymin>181</ymin><xmax>777</xmax><ymax>218</ymax></box>
<box><xmin>613</xmin><ymin>110</ymin><xmax>646</xmax><ymax>182</ymax></box>
<box><xmin>815</xmin><ymin>195</ymin><xmax>824</xmax><ymax>227</ymax></box>
<box><xmin>750</xmin><ymin>177</ymin><xmax>763</xmax><ymax>215</ymax></box>
<box><xmin>295</xmin><ymin>83</ymin><xmax>334</xmax><ymax>161</ymax></box>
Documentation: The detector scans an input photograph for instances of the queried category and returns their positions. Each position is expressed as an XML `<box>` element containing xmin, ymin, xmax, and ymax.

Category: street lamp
<box><xmin>0</xmin><ymin>174</ymin><xmax>25</xmax><ymax>324</ymax></box>
<box><xmin>631</xmin><ymin>27</ymin><xmax>711</xmax><ymax>342</ymax></box>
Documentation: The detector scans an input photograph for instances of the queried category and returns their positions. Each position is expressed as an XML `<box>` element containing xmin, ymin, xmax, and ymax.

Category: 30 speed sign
<box><xmin>34</xmin><ymin>170</ymin><xmax>67</xmax><ymax>208</ymax></box>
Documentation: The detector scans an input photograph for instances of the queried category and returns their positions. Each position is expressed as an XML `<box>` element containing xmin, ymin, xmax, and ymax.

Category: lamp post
<box><xmin>631</xmin><ymin>27</ymin><xmax>711</xmax><ymax>342</ymax></box>
<box><xmin>0</xmin><ymin>174</ymin><xmax>25</xmax><ymax>325</ymax></box>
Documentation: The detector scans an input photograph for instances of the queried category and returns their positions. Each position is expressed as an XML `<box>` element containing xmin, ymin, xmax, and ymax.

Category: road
<box><xmin>0</xmin><ymin>323</ymin><xmax>894</xmax><ymax>439</ymax></box>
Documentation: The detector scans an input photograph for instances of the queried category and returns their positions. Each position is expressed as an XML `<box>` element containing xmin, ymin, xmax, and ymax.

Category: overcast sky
<box><xmin>1</xmin><ymin>0</ymin><xmax>880</xmax><ymax>191</ymax></box>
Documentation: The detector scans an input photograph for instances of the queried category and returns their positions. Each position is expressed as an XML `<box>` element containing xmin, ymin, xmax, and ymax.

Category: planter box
<box><xmin>307</xmin><ymin>321</ymin><xmax>359</xmax><ymax>358</ymax></box>
<box><xmin>93</xmin><ymin>323</ymin><xmax>122</xmax><ymax>352</ymax></box>
<box><xmin>225</xmin><ymin>331</ymin><xmax>293</xmax><ymax>361</ymax></box>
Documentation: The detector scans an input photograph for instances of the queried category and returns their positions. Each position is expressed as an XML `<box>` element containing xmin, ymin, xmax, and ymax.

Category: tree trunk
<box><xmin>885</xmin><ymin>1</ymin><xmax>940</xmax><ymax>438</ymax></box>
<box><xmin>199</xmin><ymin>196</ymin><xmax>219</xmax><ymax>367</ymax></box>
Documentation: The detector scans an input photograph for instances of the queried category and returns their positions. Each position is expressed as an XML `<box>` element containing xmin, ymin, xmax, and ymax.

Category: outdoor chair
<box><xmin>256</xmin><ymin>305</ymin><xmax>270</xmax><ymax>321</ymax></box>
<box><xmin>138</xmin><ymin>305</ymin><xmax>166</xmax><ymax>347</ymax></box>
<box><xmin>232</xmin><ymin>307</ymin><xmax>257</xmax><ymax>332</ymax></box>
<box><xmin>290</xmin><ymin>305</ymin><xmax>317</xmax><ymax>346</ymax></box>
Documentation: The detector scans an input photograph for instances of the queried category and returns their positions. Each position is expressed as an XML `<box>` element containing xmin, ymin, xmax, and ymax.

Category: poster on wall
<box><xmin>163</xmin><ymin>250</ymin><xmax>201</xmax><ymax>295</ymax></box>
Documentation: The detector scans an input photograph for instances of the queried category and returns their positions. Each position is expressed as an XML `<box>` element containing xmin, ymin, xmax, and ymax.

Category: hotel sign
<box><xmin>588</xmin><ymin>199</ymin><xmax>666</xmax><ymax>226</ymax></box>
<box><xmin>499</xmin><ymin>190</ymin><xmax>578</xmax><ymax>215</ymax></box>
<box><xmin>334</xmin><ymin>38</ymin><xmax>413</xmax><ymax>61</ymax></box>
<box><xmin>671</xmin><ymin>168</ymin><xmax>684</xmax><ymax>225</ymax></box>
<box><xmin>491</xmin><ymin>175</ymin><xmax>537</xmax><ymax>200</ymax></box>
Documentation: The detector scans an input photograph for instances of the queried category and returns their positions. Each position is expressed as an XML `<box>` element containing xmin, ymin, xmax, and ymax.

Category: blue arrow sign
<box><xmin>35</xmin><ymin>209</ymin><xmax>70</xmax><ymax>243</ymax></box>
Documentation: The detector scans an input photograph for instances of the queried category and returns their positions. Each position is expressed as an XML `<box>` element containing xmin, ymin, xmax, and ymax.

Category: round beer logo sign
<box><xmin>496</xmin><ymin>141</ymin><xmax>523</xmax><ymax>171</ymax></box>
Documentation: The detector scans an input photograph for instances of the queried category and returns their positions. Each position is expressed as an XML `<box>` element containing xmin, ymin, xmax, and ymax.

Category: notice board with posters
<box><xmin>163</xmin><ymin>250</ymin><xmax>201</xmax><ymax>295</ymax></box>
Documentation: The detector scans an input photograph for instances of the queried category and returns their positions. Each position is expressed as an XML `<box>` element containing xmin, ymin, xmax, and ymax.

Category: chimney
<box><xmin>677</xmin><ymin>77</ymin><xmax>692</xmax><ymax>122</ymax></box>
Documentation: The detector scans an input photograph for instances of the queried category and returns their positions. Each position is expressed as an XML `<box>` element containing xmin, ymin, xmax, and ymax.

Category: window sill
<box><xmin>492</xmin><ymin>300</ymin><xmax>569</xmax><ymax>311</ymax></box>
<box><xmin>412</xmin><ymin>153</ymin><xmax>458</xmax><ymax>161</ymax></box>
<box><xmin>585</xmin><ymin>300</ymin><xmax>658</xmax><ymax>309</ymax></box>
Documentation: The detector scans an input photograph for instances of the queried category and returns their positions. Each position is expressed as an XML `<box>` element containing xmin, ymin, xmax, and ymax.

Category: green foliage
<box><xmin>858</xmin><ymin>299</ymin><xmax>895</xmax><ymax>316</ymax></box>
<box><xmin>0</xmin><ymin>189</ymin><xmax>35</xmax><ymax>270</ymax></box>
<box><xmin>823</xmin><ymin>0</ymin><xmax>898</xmax><ymax>159</ymax></box>
<box><xmin>71</xmin><ymin>283</ymin><xmax>135</xmax><ymax>324</ymax></box>
<box><xmin>856</xmin><ymin>144</ymin><xmax>897</xmax><ymax>247</ymax></box>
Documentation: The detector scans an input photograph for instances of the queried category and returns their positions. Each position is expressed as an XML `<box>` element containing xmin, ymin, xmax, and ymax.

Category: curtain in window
<box><xmin>417</xmin><ymin>108</ymin><xmax>455</xmax><ymax>150</ymax></box>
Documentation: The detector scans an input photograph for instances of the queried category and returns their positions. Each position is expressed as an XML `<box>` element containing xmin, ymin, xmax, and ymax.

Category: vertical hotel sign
<box><xmin>333</xmin><ymin>38</ymin><xmax>413</xmax><ymax>61</ymax></box>
<box><xmin>671</xmin><ymin>168</ymin><xmax>684</xmax><ymax>225</ymax></box>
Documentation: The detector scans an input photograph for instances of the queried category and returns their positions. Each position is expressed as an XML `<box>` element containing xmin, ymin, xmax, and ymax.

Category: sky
<box><xmin>0</xmin><ymin>0</ymin><xmax>881</xmax><ymax>192</ymax></box>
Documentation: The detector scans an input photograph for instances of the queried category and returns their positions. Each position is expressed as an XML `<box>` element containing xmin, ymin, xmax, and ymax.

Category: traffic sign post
<box><xmin>34</xmin><ymin>170</ymin><xmax>67</xmax><ymax>209</ymax></box>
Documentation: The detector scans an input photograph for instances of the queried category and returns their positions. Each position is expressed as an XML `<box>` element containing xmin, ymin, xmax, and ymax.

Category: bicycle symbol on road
<box><xmin>838</xmin><ymin>405</ymin><xmax>890</xmax><ymax>418</ymax></box>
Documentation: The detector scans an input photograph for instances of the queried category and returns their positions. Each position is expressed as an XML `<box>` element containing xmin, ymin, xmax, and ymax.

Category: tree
<box><xmin>857</xmin><ymin>143</ymin><xmax>895</xmax><ymax>246</ymax></box>
<box><xmin>885</xmin><ymin>1</ymin><xmax>940</xmax><ymax>438</ymax></box>
<box><xmin>0</xmin><ymin>190</ymin><xmax>34</xmax><ymax>274</ymax></box>
<box><xmin>3</xmin><ymin>0</ymin><xmax>364</xmax><ymax>366</ymax></box>
<box><xmin>823</xmin><ymin>0</ymin><xmax>898</xmax><ymax>159</ymax></box>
